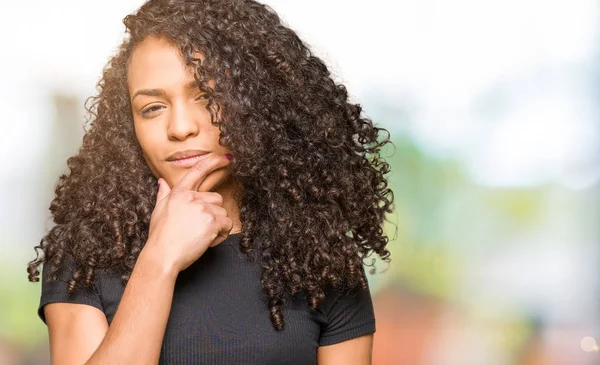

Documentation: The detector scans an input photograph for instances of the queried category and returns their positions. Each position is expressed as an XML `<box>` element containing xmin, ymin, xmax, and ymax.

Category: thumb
<box><xmin>156</xmin><ymin>177</ymin><xmax>171</xmax><ymax>202</ymax></box>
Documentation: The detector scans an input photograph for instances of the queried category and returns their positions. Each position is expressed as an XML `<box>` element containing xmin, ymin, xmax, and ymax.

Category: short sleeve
<box><xmin>37</xmin><ymin>254</ymin><xmax>104</xmax><ymax>324</ymax></box>
<box><xmin>318</xmin><ymin>282</ymin><xmax>376</xmax><ymax>346</ymax></box>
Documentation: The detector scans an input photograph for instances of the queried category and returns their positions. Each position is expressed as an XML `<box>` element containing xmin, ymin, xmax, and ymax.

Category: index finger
<box><xmin>172</xmin><ymin>153</ymin><xmax>230</xmax><ymax>192</ymax></box>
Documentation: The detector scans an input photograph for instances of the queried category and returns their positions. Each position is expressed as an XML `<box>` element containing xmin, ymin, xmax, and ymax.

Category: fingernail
<box><xmin>225</xmin><ymin>153</ymin><xmax>232</xmax><ymax>160</ymax></box>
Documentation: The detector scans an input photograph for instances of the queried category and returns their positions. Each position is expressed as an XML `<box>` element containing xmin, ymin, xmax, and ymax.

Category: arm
<box><xmin>45</xmin><ymin>249</ymin><xmax>178</xmax><ymax>365</ymax></box>
<box><xmin>316</xmin><ymin>278</ymin><xmax>376</xmax><ymax>365</ymax></box>
<box><xmin>317</xmin><ymin>333</ymin><xmax>374</xmax><ymax>365</ymax></box>
<box><xmin>44</xmin><ymin>154</ymin><xmax>233</xmax><ymax>365</ymax></box>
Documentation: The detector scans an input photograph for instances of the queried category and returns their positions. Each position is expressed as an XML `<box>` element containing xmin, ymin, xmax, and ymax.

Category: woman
<box><xmin>27</xmin><ymin>0</ymin><xmax>394</xmax><ymax>364</ymax></box>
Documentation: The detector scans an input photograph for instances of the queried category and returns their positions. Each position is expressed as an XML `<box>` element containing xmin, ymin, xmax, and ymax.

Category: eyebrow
<box><xmin>131</xmin><ymin>81</ymin><xmax>203</xmax><ymax>102</ymax></box>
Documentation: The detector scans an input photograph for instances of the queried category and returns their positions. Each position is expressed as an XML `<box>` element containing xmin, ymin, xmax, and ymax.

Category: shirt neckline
<box><xmin>220</xmin><ymin>232</ymin><xmax>241</xmax><ymax>246</ymax></box>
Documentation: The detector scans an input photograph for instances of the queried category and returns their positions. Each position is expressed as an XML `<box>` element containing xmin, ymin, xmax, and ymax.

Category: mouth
<box><xmin>166</xmin><ymin>150</ymin><xmax>210</xmax><ymax>167</ymax></box>
<box><xmin>167</xmin><ymin>154</ymin><xmax>209</xmax><ymax>168</ymax></box>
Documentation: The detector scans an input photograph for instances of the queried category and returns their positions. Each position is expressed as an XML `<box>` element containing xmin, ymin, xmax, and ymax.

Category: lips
<box><xmin>167</xmin><ymin>154</ymin><xmax>210</xmax><ymax>168</ymax></box>
<box><xmin>166</xmin><ymin>149</ymin><xmax>210</xmax><ymax>161</ymax></box>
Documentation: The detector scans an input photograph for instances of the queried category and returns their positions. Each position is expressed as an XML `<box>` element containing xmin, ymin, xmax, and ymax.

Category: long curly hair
<box><xmin>28</xmin><ymin>0</ymin><xmax>394</xmax><ymax>330</ymax></box>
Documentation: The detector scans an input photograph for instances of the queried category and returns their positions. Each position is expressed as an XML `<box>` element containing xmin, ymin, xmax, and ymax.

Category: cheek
<box><xmin>140</xmin><ymin>151</ymin><xmax>161</xmax><ymax>179</ymax></box>
<box><xmin>208</xmin><ymin>127</ymin><xmax>229</xmax><ymax>152</ymax></box>
<box><xmin>134</xmin><ymin>123</ymin><xmax>162</xmax><ymax>176</ymax></box>
<box><xmin>134</xmin><ymin>121</ymin><xmax>161</xmax><ymax>154</ymax></box>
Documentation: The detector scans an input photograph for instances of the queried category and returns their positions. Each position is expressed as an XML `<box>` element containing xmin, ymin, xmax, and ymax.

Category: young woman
<box><xmin>27</xmin><ymin>0</ymin><xmax>394</xmax><ymax>364</ymax></box>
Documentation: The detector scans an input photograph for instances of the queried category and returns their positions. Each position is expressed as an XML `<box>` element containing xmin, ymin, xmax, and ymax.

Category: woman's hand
<box><xmin>144</xmin><ymin>153</ymin><xmax>234</xmax><ymax>273</ymax></box>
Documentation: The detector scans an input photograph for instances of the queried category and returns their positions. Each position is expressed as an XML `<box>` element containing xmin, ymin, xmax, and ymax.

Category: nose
<box><xmin>167</xmin><ymin>102</ymin><xmax>200</xmax><ymax>141</ymax></box>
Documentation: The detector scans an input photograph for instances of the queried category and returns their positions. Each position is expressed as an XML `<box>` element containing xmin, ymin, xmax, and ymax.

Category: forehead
<box><xmin>127</xmin><ymin>36</ymin><xmax>195</xmax><ymax>90</ymax></box>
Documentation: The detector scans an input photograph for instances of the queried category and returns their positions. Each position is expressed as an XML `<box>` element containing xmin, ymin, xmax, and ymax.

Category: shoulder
<box><xmin>316</xmin><ymin>281</ymin><xmax>376</xmax><ymax>346</ymax></box>
<box><xmin>38</xmin><ymin>253</ymin><xmax>109</xmax><ymax>324</ymax></box>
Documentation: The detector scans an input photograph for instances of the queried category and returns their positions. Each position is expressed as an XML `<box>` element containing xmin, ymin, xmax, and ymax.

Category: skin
<box><xmin>44</xmin><ymin>36</ymin><xmax>373</xmax><ymax>365</ymax></box>
<box><xmin>130</xmin><ymin>36</ymin><xmax>243</xmax><ymax>235</ymax></box>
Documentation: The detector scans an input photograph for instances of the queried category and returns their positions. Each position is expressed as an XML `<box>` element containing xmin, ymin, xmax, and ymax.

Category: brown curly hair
<box><xmin>28</xmin><ymin>0</ymin><xmax>394</xmax><ymax>330</ymax></box>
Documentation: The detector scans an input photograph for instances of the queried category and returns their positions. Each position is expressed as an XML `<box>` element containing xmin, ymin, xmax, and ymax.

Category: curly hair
<box><xmin>28</xmin><ymin>0</ymin><xmax>394</xmax><ymax>330</ymax></box>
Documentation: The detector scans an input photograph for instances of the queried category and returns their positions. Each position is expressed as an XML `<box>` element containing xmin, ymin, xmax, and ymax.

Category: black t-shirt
<box><xmin>38</xmin><ymin>233</ymin><xmax>376</xmax><ymax>364</ymax></box>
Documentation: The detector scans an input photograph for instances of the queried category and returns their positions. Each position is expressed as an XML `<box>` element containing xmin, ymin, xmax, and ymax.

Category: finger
<box><xmin>209</xmin><ymin>216</ymin><xmax>234</xmax><ymax>247</ymax></box>
<box><xmin>197</xmin><ymin>167</ymin><xmax>232</xmax><ymax>193</ymax></box>
<box><xmin>196</xmin><ymin>202</ymin><xmax>228</xmax><ymax>217</ymax></box>
<box><xmin>156</xmin><ymin>177</ymin><xmax>171</xmax><ymax>203</ymax></box>
<box><xmin>188</xmin><ymin>191</ymin><xmax>224</xmax><ymax>206</ymax></box>
<box><xmin>173</xmin><ymin>153</ymin><xmax>230</xmax><ymax>193</ymax></box>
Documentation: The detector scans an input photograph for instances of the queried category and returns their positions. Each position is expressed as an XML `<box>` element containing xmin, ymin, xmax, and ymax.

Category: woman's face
<box><xmin>128</xmin><ymin>35</ymin><xmax>231</xmax><ymax>191</ymax></box>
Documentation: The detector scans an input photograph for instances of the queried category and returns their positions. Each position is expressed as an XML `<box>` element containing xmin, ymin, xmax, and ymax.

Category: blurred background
<box><xmin>1</xmin><ymin>0</ymin><xmax>598</xmax><ymax>364</ymax></box>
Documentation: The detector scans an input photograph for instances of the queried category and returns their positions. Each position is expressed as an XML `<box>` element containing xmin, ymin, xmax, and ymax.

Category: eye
<box><xmin>194</xmin><ymin>93</ymin><xmax>209</xmax><ymax>102</ymax></box>
<box><xmin>140</xmin><ymin>104</ymin><xmax>164</xmax><ymax>117</ymax></box>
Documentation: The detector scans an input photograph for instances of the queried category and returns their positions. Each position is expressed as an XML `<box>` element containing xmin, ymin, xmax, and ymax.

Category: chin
<box><xmin>165</xmin><ymin>167</ymin><xmax>231</xmax><ymax>192</ymax></box>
